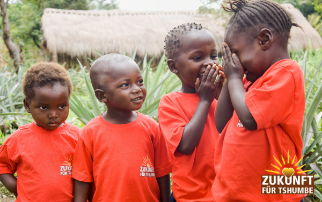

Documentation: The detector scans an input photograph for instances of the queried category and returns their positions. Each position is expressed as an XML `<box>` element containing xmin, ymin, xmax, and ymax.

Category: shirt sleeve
<box><xmin>152</xmin><ymin>123</ymin><xmax>172</xmax><ymax>178</ymax></box>
<box><xmin>245</xmin><ymin>68</ymin><xmax>296</xmax><ymax>130</ymax></box>
<box><xmin>158</xmin><ymin>103</ymin><xmax>188</xmax><ymax>157</ymax></box>
<box><xmin>72</xmin><ymin>130</ymin><xmax>93</xmax><ymax>183</ymax></box>
<box><xmin>0</xmin><ymin>138</ymin><xmax>18</xmax><ymax>174</ymax></box>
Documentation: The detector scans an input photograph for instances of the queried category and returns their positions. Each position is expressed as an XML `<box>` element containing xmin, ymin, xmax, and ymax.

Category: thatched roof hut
<box><xmin>41</xmin><ymin>4</ymin><xmax>322</xmax><ymax>62</ymax></box>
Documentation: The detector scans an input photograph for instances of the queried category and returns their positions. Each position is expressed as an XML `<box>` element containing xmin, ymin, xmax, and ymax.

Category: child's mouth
<box><xmin>131</xmin><ymin>96</ymin><xmax>143</xmax><ymax>103</ymax></box>
<box><xmin>48</xmin><ymin>122</ymin><xmax>59</xmax><ymax>127</ymax></box>
<box><xmin>198</xmin><ymin>72</ymin><xmax>205</xmax><ymax>79</ymax></box>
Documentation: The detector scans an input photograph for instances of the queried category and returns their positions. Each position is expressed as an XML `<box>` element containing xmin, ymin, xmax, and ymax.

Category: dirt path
<box><xmin>0</xmin><ymin>197</ymin><xmax>15</xmax><ymax>202</ymax></box>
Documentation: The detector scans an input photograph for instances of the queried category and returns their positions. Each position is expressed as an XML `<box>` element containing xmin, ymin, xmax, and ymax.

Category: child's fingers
<box><xmin>206</xmin><ymin>65</ymin><xmax>216</xmax><ymax>83</ymax></box>
<box><xmin>222</xmin><ymin>43</ymin><xmax>232</xmax><ymax>63</ymax></box>
<box><xmin>195</xmin><ymin>77</ymin><xmax>200</xmax><ymax>92</ymax></box>
<box><xmin>210</xmin><ymin>66</ymin><xmax>219</xmax><ymax>84</ymax></box>
<box><xmin>232</xmin><ymin>53</ymin><xmax>243</xmax><ymax>69</ymax></box>
<box><xmin>213</xmin><ymin>74</ymin><xmax>222</xmax><ymax>88</ymax></box>
<box><xmin>202</xmin><ymin>65</ymin><xmax>211</xmax><ymax>83</ymax></box>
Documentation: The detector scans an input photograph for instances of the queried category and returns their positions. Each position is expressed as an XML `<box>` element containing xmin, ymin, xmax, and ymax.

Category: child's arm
<box><xmin>74</xmin><ymin>180</ymin><xmax>91</xmax><ymax>202</ymax></box>
<box><xmin>221</xmin><ymin>43</ymin><xmax>257</xmax><ymax>130</ymax></box>
<box><xmin>215</xmin><ymin>80</ymin><xmax>234</xmax><ymax>133</ymax></box>
<box><xmin>0</xmin><ymin>174</ymin><xmax>17</xmax><ymax>197</ymax></box>
<box><xmin>177</xmin><ymin>65</ymin><xmax>222</xmax><ymax>155</ymax></box>
<box><xmin>156</xmin><ymin>174</ymin><xmax>170</xmax><ymax>202</ymax></box>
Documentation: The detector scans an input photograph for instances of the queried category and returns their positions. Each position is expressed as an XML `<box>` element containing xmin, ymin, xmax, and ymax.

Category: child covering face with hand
<box><xmin>213</xmin><ymin>0</ymin><xmax>305</xmax><ymax>201</ymax></box>
<box><xmin>158</xmin><ymin>23</ymin><xmax>223</xmax><ymax>202</ymax></box>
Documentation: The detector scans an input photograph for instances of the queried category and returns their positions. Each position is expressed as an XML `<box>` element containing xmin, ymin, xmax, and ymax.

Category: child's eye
<box><xmin>120</xmin><ymin>83</ymin><xmax>129</xmax><ymax>88</ymax></box>
<box><xmin>193</xmin><ymin>56</ymin><xmax>201</xmax><ymax>60</ymax></box>
<box><xmin>211</xmin><ymin>54</ymin><xmax>218</xmax><ymax>59</ymax></box>
<box><xmin>138</xmin><ymin>79</ymin><xmax>144</xmax><ymax>85</ymax></box>
<box><xmin>58</xmin><ymin>105</ymin><xmax>66</xmax><ymax>109</ymax></box>
<box><xmin>39</xmin><ymin>106</ymin><xmax>47</xmax><ymax>110</ymax></box>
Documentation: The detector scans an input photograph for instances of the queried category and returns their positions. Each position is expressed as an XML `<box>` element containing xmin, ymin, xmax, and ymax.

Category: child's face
<box><xmin>24</xmin><ymin>83</ymin><xmax>69</xmax><ymax>130</ymax></box>
<box><xmin>224</xmin><ymin>27</ymin><xmax>267</xmax><ymax>82</ymax></box>
<box><xmin>171</xmin><ymin>30</ymin><xmax>219</xmax><ymax>91</ymax></box>
<box><xmin>98</xmin><ymin>61</ymin><xmax>146</xmax><ymax>111</ymax></box>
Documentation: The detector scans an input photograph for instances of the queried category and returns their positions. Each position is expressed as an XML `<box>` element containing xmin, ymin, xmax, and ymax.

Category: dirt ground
<box><xmin>0</xmin><ymin>197</ymin><xmax>15</xmax><ymax>202</ymax></box>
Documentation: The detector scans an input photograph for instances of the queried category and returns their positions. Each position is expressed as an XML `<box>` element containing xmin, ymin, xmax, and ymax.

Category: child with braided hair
<box><xmin>158</xmin><ymin>23</ymin><xmax>223</xmax><ymax>202</ymax></box>
<box><xmin>213</xmin><ymin>0</ymin><xmax>305</xmax><ymax>201</ymax></box>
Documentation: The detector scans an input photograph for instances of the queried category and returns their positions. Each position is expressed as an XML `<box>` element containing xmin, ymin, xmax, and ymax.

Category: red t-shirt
<box><xmin>72</xmin><ymin>112</ymin><xmax>172</xmax><ymax>202</ymax></box>
<box><xmin>158</xmin><ymin>92</ymin><xmax>219</xmax><ymax>201</ymax></box>
<box><xmin>0</xmin><ymin>122</ymin><xmax>80</xmax><ymax>202</ymax></box>
<box><xmin>212</xmin><ymin>59</ymin><xmax>305</xmax><ymax>202</ymax></box>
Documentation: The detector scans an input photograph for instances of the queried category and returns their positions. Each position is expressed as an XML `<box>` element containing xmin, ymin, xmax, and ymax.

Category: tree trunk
<box><xmin>0</xmin><ymin>0</ymin><xmax>21</xmax><ymax>69</ymax></box>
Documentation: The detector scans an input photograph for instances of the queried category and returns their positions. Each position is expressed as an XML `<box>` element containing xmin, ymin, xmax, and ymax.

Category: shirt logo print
<box><xmin>60</xmin><ymin>155</ymin><xmax>73</xmax><ymax>176</ymax></box>
<box><xmin>237</xmin><ymin>120</ymin><xmax>244</xmax><ymax>128</ymax></box>
<box><xmin>140</xmin><ymin>156</ymin><xmax>155</xmax><ymax>177</ymax></box>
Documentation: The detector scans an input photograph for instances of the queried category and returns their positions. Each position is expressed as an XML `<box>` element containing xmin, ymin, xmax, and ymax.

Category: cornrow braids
<box><xmin>222</xmin><ymin>0</ymin><xmax>301</xmax><ymax>43</ymax></box>
<box><xmin>164</xmin><ymin>23</ymin><xmax>207</xmax><ymax>59</ymax></box>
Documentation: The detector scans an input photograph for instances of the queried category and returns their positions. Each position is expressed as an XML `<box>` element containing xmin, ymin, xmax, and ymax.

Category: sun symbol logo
<box><xmin>265</xmin><ymin>150</ymin><xmax>312</xmax><ymax>177</ymax></box>
<box><xmin>62</xmin><ymin>155</ymin><xmax>73</xmax><ymax>167</ymax></box>
<box><xmin>142</xmin><ymin>156</ymin><xmax>153</xmax><ymax>168</ymax></box>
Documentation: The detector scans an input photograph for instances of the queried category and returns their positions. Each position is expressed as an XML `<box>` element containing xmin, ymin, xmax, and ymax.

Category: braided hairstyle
<box><xmin>222</xmin><ymin>0</ymin><xmax>300</xmax><ymax>45</ymax></box>
<box><xmin>164</xmin><ymin>23</ymin><xmax>207</xmax><ymax>59</ymax></box>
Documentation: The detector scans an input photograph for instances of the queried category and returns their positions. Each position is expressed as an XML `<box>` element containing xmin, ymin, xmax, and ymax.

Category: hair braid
<box><xmin>164</xmin><ymin>23</ymin><xmax>207</xmax><ymax>59</ymax></box>
<box><xmin>222</xmin><ymin>0</ymin><xmax>301</xmax><ymax>43</ymax></box>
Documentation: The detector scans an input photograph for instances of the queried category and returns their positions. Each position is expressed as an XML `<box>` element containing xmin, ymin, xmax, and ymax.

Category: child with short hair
<box><xmin>0</xmin><ymin>62</ymin><xmax>80</xmax><ymax>201</ymax></box>
<box><xmin>72</xmin><ymin>53</ymin><xmax>172</xmax><ymax>202</ymax></box>
<box><xmin>213</xmin><ymin>0</ymin><xmax>305</xmax><ymax>201</ymax></box>
<box><xmin>158</xmin><ymin>23</ymin><xmax>223</xmax><ymax>201</ymax></box>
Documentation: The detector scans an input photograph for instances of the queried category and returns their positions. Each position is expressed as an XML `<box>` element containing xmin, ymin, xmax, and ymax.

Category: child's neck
<box><xmin>102</xmin><ymin>108</ymin><xmax>138</xmax><ymax>124</ymax></box>
<box><xmin>180</xmin><ymin>84</ymin><xmax>196</xmax><ymax>94</ymax></box>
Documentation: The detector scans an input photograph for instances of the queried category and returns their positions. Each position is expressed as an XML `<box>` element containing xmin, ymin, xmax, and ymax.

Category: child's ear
<box><xmin>23</xmin><ymin>98</ymin><xmax>31</xmax><ymax>113</ymax></box>
<box><xmin>95</xmin><ymin>89</ymin><xmax>108</xmax><ymax>103</ymax></box>
<box><xmin>167</xmin><ymin>59</ymin><xmax>179</xmax><ymax>74</ymax></box>
<box><xmin>258</xmin><ymin>28</ymin><xmax>273</xmax><ymax>50</ymax></box>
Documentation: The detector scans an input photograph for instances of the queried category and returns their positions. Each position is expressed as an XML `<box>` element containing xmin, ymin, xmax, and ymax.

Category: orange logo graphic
<box><xmin>142</xmin><ymin>156</ymin><xmax>153</xmax><ymax>168</ymax></box>
<box><xmin>62</xmin><ymin>155</ymin><xmax>73</xmax><ymax>167</ymax></box>
<box><xmin>261</xmin><ymin>150</ymin><xmax>314</xmax><ymax>194</ymax></box>
<box><xmin>265</xmin><ymin>150</ymin><xmax>311</xmax><ymax>176</ymax></box>
<box><xmin>60</xmin><ymin>155</ymin><xmax>73</xmax><ymax>176</ymax></box>
<box><xmin>140</xmin><ymin>156</ymin><xmax>155</xmax><ymax>177</ymax></box>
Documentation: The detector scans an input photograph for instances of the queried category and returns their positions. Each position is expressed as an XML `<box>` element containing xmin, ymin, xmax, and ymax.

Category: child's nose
<box><xmin>203</xmin><ymin>61</ymin><xmax>214</xmax><ymax>67</ymax></box>
<box><xmin>131</xmin><ymin>84</ymin><xmax>142</xmax><ymax>93</ymax></box>
<box><xmin>48</xmin><ymin>110</ymin><xmax>58</xmax><ymax>118</ymax></box>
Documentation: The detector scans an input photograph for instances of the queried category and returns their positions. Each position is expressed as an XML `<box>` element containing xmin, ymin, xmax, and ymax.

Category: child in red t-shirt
<box><xmin>72</xmin><ymin>53</ymin><xmax>172</xmax><ymax>202</ymax></box>
<box><xmin>213</xmin><ymin>1</ymin><xmax>305</xmax><ymax>201</ymax></box>
<box><xmin>0</xmin><ymin>62</ymin><xmax>80</xmax><ymax>201</ymax></box>
<box><xmin>158</xmin><ymin>23</ymin><xmax>223</xmax><ymax>202</ymax></box>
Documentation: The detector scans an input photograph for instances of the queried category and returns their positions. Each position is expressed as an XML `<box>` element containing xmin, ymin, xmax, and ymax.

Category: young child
<box><xmin>72</xmin><ymin>53</ymin><xmax>172</xmax><ymax>202</ymax></box>
<box><xmin>158</xmin><ymin>23</ymin><xmax>223</xmax><ymax>201</ymax></box>
<box><xmin>213</xmin><ymin>0</ymin><xmax>305</xmax><ymax>201</ymax></box>
<box><xmin>0</xmin><ymin>62</ymin><xmax>80</xmax><ymax>201</ymax></box>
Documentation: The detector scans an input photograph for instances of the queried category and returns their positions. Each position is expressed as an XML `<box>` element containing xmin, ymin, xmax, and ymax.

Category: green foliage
<box><xmin>272</xmin><ymin>0</ymin><xmax>315</xmax><ymax>17</ymax></box>
<box><xmin>309</xmin><ymin>13</ymin><xmax>322</xmax><ymax>36</ymax></box>
<box><xmin>313</xmin><ymin>0</ymin><xmax>322</xmax><ymax>14</ymax></box>
<box><xmin>90</xmin><ymin>0</ymin><xmax>118</xmax><ymax>10</ymax></box>
<box><xmin>0</xmin><ymin>65</ymin><xmax>31</xmax><ymax>134</ymax></box>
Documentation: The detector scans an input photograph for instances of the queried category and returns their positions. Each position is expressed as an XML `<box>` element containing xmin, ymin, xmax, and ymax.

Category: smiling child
<box><xmin>0</xmin><ymin>62</ymin><xmax>80</xmax><ymax>201</ymax></box>
<box><xmin>213</xmin><ymin>0</ymin><xmax>305</xmax><ymax>201</ymax></box>
<box><xmin>72</xmin><ymin>53</ymin><xmax>172</xmax><ymax>202</ymax></box>
<box><xmin>158</xmin><ymin>23</ymin><xmax>223</xmax><ymax>202</ymax></box>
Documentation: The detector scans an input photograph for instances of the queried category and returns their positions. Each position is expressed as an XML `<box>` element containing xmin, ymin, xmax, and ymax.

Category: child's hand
<box><xmin>195</xmin><ymin>64</ymin><xmax>222</xmax><ymax>103</ymax></box>
<box><xmin>222</xmin><ymin>43</ymin><xmax>244</xmax><ymax>80</ymax></box>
